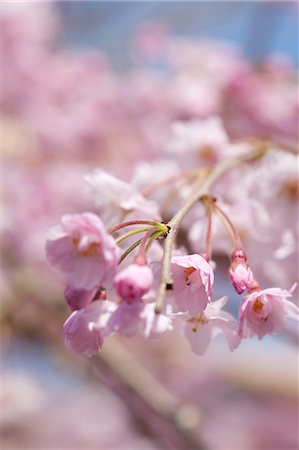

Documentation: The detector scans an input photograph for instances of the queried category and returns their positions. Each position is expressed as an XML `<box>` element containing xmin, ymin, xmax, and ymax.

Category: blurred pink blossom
<box><xmin>46</xmin><ymin>213</ymin><xmax>119</xmax><ymax>290</ymax></box>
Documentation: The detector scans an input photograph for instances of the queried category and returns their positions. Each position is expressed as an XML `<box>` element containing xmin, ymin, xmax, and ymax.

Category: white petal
<box><xmin>184</xmin><ymin>322</ymin><xmax>212</xmax><ymax>355</ymax></box>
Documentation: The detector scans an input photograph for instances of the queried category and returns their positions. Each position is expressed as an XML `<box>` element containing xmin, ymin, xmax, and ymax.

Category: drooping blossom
<box><xmin>46</xmin><ymin>213</ymin><xmax>119</xmax><ymax>290</ymax></box>
<box><xmin>107</xmin><ymin>301</ymin><xmax>173</xmax><ymax>339</ymax></box>
<box><xmin>63</xmin><ymin>300</ymin><xmax>117</xmax><ymax>356</ymax></box>
<box><xmin>229</xmin><ymin>249</ymin><xmax>254</xmax><ymax>294</ymax></box>
<box><xmin>171</xmin><ymin>254</ymin><xmax>214</xmax><ymax>314</ymax></box>
<box><xmin>239</xmin><ymin>287</ymin><xmax>299</xmax><ymax>340</ymax></box>
<box><xmin>114</xmin><ymin>263</ymin><xmax>153</xmax><ymax>303</ymax></box>
<box><xmin>184</xmin><ymin>296</ymin><xmax>241</xmax><ymax>355</ymax></box>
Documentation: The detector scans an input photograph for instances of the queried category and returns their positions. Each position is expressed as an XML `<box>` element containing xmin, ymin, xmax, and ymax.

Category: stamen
<box><xmin>184</xmin><ymin>267</ymin><xmax>196</xmax><ymax>285</ymax></box>
<box><xmin>252</xmin><ymin>298</ymin><xmax>264</xmax><ymax>313</ymax></box>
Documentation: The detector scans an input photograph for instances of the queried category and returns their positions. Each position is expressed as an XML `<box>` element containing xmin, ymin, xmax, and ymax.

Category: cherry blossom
<box><xmin>46</xmin><ymin>213</ymin><xmax>119</xmax><ymax>290</ymax></box>
<box><xmin>85</xmin><ymin>169</ymin><xmax>160</xmax><ymax>223</ymax></box>
<box><xmin>107</xmin><ymin>301</ymin><xmax>173</xmax><ymax>339</ymax></box>
<box><xmin>171</xmin><ymin>254</ymin><xmax>214</xmax><ymax>314</ymax></box>
<box><xmin>63</xmin><ymin>300</ymin><xmax>117</xmax><ymax>356</ymax></box>
<box><xmin>184</xmin><ymin>297</ymin><xmax>241</xmax><ymax>355</ymax></box>
<box><xmin>238</xmin><ymin>287</ymin><xmax>298</xmax><ymax>340</ymax></box>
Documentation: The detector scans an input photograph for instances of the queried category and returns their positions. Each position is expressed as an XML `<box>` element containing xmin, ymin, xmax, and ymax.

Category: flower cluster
<box><xmin>46</xmin><ymin>160</ymin><xmax>298</xmax><ymax>357</ymax></box>
<box><xmin>1</xmin><ymin>4</ymin><xmax>297</xmax><ymax>357</ymax></box>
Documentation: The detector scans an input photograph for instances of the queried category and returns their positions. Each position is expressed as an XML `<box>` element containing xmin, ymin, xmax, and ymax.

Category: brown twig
<box><xmin>92</xmin><ymin>337</ymin><xmax>207</xmax><ymax>450</ymax></box>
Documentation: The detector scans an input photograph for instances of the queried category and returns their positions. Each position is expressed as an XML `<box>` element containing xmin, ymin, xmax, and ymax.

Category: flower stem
<box><xmin>200</xmin><ymin>196</ymin><xmax>214</xmax><ymax>261</ymax></box>
<box><xmin>119</xmin><ymin>239</ymin><xmax>142</xmax><ymax>264</ymax></box>
<box><xmin>212</xmin><ymin>203</ymin><xmax>243</xmax><ymax>251</ymax></box>
<box><xmin>134</xmin><ymin>227</ymin><xmax>160</xmax><ymax>264</ymax></box>
<box><xmin>109</xmin><ymin>220</ymin><xmax>163</xmax><ymax>234</ymax></box>
<box><xmin>155</xmin><ymin>146</ymin><xmax>267</xmax><ymax>313</ymax></box>
<box><xmin>141</xmin><ymin>168</ymin><xmax>206</xmax><ymax>197</ymax></box>
<box><xmin>145</xmin><ymin>229</ymin><xmax>165</xmax><ymax>253</ymax></box>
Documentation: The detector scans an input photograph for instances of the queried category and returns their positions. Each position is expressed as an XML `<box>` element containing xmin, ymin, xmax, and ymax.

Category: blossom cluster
<box><xmin>46</xmin><ymin>154</ymin><xmax>298</xmax><ymax>357</ymax></box>
<box><xmin>1</xmin><ymin>4</ymin><xmax>298</xmax><ymax>356</ymax></box>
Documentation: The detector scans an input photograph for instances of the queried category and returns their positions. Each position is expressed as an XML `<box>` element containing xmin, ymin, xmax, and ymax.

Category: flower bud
<box><xmin>114</xmin><ymin>264</ymin><xmax>153</xmax><ymax>303</ymax></box>
<box><xmin>229</xmin><ymin>250</ymin><xmax>254</xmax><ymax>294</ymax></box>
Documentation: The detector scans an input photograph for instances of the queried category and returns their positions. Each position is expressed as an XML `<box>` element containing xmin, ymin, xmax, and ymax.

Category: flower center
<box><xmin>187</xmin><ymin>312</ymin><xmax>209</xmax><ymax>332</ymax></box>
<box><xmin>252</xmin><ymin>298</ymin><xmax>263</xmax><ymax>313</ymax></box>
<box><xmin>252</xmin><ymin>297</ymin><xmax>269</xmax><ymax>321</ymax></box>
<box><xmin>184</xmin><ymin>267</ymin><xmax>196</xmax><ymax>285</ymax></box>
<box><xmin>81</xmin><ymin>243</ymin><xmax>99</xmax><ymax>257</ymax></box>
<box><xmin>72</xmin><ymin>237</ymin><xmax>99</xmax><ymax>257</ymax></box>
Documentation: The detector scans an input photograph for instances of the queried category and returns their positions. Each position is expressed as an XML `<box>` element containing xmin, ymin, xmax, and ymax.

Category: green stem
<box><xmin>119</xmin><ymin>239</ymin><xmax>142</xmax><ymax>264</ymax></box>
<box><xmin>145</xmin><ymin>230</ymin><xmax>165</xmax><ymax>253</ymax></box>
<box><xmin>115</xmin><ymin>227</ymin><xmax>150</xmax><ymax>244</ymax></box>
<box><xmin>109</xmin><ymin>220</ymin><xmax>163</xmax><ymax>234</ymax></box>
<box><xmin>134</xmin><ymin>227</ymin><xmax>160</xmax><ymax>264</ymax></box>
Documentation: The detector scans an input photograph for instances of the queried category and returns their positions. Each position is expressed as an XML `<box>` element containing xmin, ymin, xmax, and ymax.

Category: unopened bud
<box><xmin>229</xmin><ymin>250</ymin><xmax>254</xmax><ymax>294</ymax></box>
<box><xmin>114</xmin><ymin>264</ymin><xmax>153</xmax><ymax>303</ymax></box>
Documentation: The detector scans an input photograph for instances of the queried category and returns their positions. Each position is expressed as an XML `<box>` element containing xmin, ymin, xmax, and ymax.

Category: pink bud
<box><xmin>229</xmin><ymin>250</ymin><xmax>254</xmax><ymax>294</ymax></box>
<box><xmin>114</xmin><ymin>264</ymin><xmax>153</xmax><ymax>303</ymax></box>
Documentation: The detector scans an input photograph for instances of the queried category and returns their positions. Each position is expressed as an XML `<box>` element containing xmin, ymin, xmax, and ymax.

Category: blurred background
<box><xmin>0</xmin><ymin>2</ymin><xmax>298</xmax><ymax>450</ymax></box>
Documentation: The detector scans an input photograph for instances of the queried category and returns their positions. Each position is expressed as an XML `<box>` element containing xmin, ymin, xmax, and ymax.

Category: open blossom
<box><xmin>171</xmin><ymin>254</ymin><xmax>214</xmax><ymax>314</ymax></box>
<box><xmin>107</xmin><ymin>301</ymin><xmax>173</xmax><ymax>339</ymax></box>
<box><xmin>46</xmin><ymin>212</ymin><xmax>120</xmax><ymax>290</ymax></box>
<box><xmin>85</xmin><ymin>169</ymin><xmax>160</xmax><ymax>223</ymax></box>
<box><xmin>239</xmin><ymin>287</ymin><xmax>299</xmax><ymax>339</ymax></box>
<box><xmin>64</xmin><ymin>296</ymin><xmax>173</xmax><ymax>357</ymax></box>
<box><xmin>184</xmin><ymin>297</ymin><xmax>241</xmax><ymax>355</ymax></box>
<box><xmin>167</xmin><ymin>117</ymin><xmax>250</xmax><ymax>168</ymax></box>
<box><xmin>114</xmin><ymin>264</ymin><xmax>153</xmax><ymax>303</ymax></box>
<box><xmin>63</xmin><ymin>300</ymin><xmax>117</xmax><ymax>356</ymax></box>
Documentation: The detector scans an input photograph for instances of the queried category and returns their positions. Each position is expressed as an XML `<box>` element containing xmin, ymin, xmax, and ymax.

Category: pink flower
<box><xmin>114</xmin><ymin>264</ymin><xmax>153</xmax><ymax>303</ymax></box>
<box><xmin>229</xmin><ymin>250</ymin><xmax>254</xmax><ymax>294</ymax></box>
<box><xmin>63</xmin><ymin>300</ymin><xmax>116</xmax><ymax>356</ymax></box>
<box><xmin>140</xmin><ymin>303</ymin><xmax>173</xmax><ymax>339</ymax></box>
<box><xmin>239</xmin><ymin>287</ymin><xmax>299</xmax><ymax>339</ymax></box>
<box><xmin>107</xmin><ymin>301</ymin><xmax>173</xmax><ymax>339</ymax></box>
<box><xmin>171</xmin><ymin>254</ymin><xmax>214</xmax><ymax>314</ymax></box>
<box><xmin>184</xmin><ymin>297</ymin><xmax>241</xmax><ymax>355</ymax></box>
<box><xmin>64</xmin><ymin>285</ymin><xmax>97</xmax><ymax>311</ymax></box>
<box><xmin>85</xmin><ymin>169</ymin><xmax>160</xmax><ymax>222</ymax></box>
<box><xmin>46</xmin><ymin>213</ymin><xmax>119</xmax><ymax>290</ymax></box>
